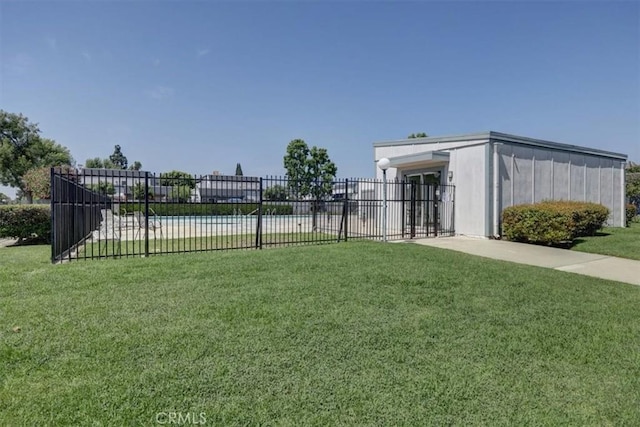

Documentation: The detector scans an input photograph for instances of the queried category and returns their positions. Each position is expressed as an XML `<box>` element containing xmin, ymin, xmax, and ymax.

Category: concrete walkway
<box><xmin>408</xmin><ymin>236</ymin><xmax>640</xmax><ymax>286</ymax></box>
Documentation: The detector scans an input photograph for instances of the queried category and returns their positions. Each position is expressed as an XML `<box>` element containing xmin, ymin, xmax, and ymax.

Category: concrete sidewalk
<box><xmin>408</xmin><ymin>236</ymin><xmax>640</xmax><ymax>286</ymax></box>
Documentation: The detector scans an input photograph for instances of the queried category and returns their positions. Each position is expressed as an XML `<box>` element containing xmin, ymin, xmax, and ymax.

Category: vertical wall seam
<box><xmin>510</xmin><ymin>153</ymin><xmax>514</xmax><ymax>207</ymax></box>
<box><xmin>532</xmin><ymin>154</ymin><xmax>536</xmax><ymax>203</ymax></box>
<box><xmin>551</xmin><ymin>157</ymin><xmax>554</xmax><ymax>199</ymax></box>
<box><xmin>583</xmin><ymin>161</ymin><xmax>587</xmax><ymax>201</ymax></box>
<box><xmin>598</xmin><ymin>164</ymin><xmax>601</xmax><ymax>204</ymax></box>
<box><xmin>568</xmin><ymin>156</ymin><xmax>572</xmax><ymax>200</ymax></box>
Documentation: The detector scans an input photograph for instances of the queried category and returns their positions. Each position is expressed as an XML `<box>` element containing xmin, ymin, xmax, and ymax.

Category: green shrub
<box><xmin>502</xmin><ymin>201</ymin><xmax>609</xmax><ymax>245</ymax></box>
<box><xmin>554</xmin><ymin>201</ymin><xmax>609</xmax><ymax>237</ymax></box>
<box><xmin>0</xmin><ymin>205</ymin><xmax>51</xmax><ymax>242</ymax></box>
<box><xmin>627</xmin><ymin>204</ymin><xmax>638</xmax><ymax>225</ymax></box>
<box><xmin>119</xmin><ymin>203</ymin><xmax>293</xmax><ymax>216</ymax></box>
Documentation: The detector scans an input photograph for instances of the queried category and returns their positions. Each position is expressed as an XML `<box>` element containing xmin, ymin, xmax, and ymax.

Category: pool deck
<box><xmin>90</xmin><ymin>215</ymin><xmax>364</xmax><ymax>241</ymax></box>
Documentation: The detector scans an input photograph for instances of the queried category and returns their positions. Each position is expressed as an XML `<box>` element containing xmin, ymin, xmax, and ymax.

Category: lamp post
<box><xmin>377</xmin><ymin>158</ymin><xmax>391</xmax><ymax>242</ymax></box>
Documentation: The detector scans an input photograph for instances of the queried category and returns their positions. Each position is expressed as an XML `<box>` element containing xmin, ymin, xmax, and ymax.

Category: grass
<box><xmin>2</xmin><ymin>242</ymin><xmax>640</xmax><ymax>425</ymax></box>
<box><xmin>571</xmin><ymin>221</ymin><xmax>640</xmax><ymax>260</ymax></box>
<box><xmin>76</xmin><ymin>232</ymin><xmax>339</xmax><ymax>258</ymax></box>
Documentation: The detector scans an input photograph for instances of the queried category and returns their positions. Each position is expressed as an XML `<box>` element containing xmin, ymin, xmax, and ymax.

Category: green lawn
<box><xmin>571</xmin><ymin>222</ymin><xmax>640</xmax><ymax>260</ymax></box>
<box><xmin>2</xmin><ymin>242</ymin><xmax>639</xmax><ymax>425</ymax></box>
<box><xmin>76</xmin><ymin>232</ymin><xmax>339</xmax><ymax>259</ymax></box>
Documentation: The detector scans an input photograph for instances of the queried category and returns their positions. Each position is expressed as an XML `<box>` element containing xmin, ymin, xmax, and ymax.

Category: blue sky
<box><xmin>1</xmin><ymin>1</ymin><xmax>638</xmax><ymax>198</ymax></box>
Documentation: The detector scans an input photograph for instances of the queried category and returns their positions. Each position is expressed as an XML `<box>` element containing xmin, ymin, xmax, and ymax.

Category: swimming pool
<box><xmin>158</xmin><ymin>215</ymin><xmax>313</xmax><ymax>225</ymax></box>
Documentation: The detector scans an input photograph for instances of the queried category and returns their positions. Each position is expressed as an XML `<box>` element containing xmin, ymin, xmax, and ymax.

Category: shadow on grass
<box><xmin>570</xmin><ymin>230</ymin><xmax>612</xmax><ymax>246</ymax></box>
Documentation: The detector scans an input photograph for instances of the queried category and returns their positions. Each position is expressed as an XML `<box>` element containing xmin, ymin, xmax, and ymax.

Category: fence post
<box><xmin>256</xmin><ymin>177</ymin><xmax>263</xmax><ymax>249</ymax></box>
<box><xmin>401</xmin><ymin>179</ymin><xmax>406</xmax><ymax>238</ymax></box>
<box><xmin>410</xmin><ymin>181</ymin><xmax>416</xmax><ymax>238</ymax></box>
<box><xmin>343</xmin><ymin>179</ymin><xmax>349</xmax><ymax>241</ymax></box>
<box><xmin>144</xmin><ymin>172</ymin><xmax>149</xmax><ymax>257</ymax></box>
<box><xmin>434</xmin><ymin>185</ymin><xmax>439</xmax><ymax>237</ymax></box>
<box><xmin>452</xmin><ymin>186</ymin><xmax>455</xmax><ymax>235</ymax></box>
<box><xmin>50</xmin><ymin>167</ymin><xmax>56</xmax><ymax>263</ymax></box>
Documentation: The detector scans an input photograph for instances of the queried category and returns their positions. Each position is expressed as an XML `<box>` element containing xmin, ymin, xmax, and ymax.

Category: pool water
<box><xmin>159</xmin><ymin>215</ymin><xmax>312</xmax><ymax>224</ymax></box>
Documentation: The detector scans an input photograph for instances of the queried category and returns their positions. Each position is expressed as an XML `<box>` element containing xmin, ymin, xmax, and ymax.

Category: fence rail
<box><xmin>51</xmin><ymin>169</ymin><xmax>455</xmax><ymax>262</ymax></box>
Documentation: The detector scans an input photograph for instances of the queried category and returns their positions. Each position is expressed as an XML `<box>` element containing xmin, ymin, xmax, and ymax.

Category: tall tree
<box><xmin>408</xmin><ymin>132</ymin><xmax>428</xmax><ymax>138</ymax></box>
<box><xmin>283</xmin><ymin>139</ymin><xmax>337</xmax><ymax>230</ymax></box>
<box><xmin>84</xmin><ymin>157</ymin><xmax>104</xmax><ymax>169</ymax></box>
<box><xmin>235</xmin><ymin>163</ymin><xmax>243</xmax><ymax>176</ymax></box>
<box><xmin>129</xmin><ymin>161</ymin><xmax>142</xmax><ymax>171</ymax></box>
<box><xmin>263</xmin><ymin>184</ymin><xmax>288</xmax><ymax>201</ymax></box>
<box><xmin>109</xmin><ymin>145</ymin><xmax>128</xmax><ymax>169</ymax></box>
<box><xmin>159</xmin><ymin>170</ymin><xmax>196</xmax><ymax>189</ymax></box>
<box><xmin>171</xmin><ymin>185</ymin><xmax>192</xmax><ymax>203</ymax></box>
<box><xmin>133</xmin><ymin>182</ymin><xmax>153</xmax><ymax>200</ymax></box>
<box><xmin>0</xmin><ymin>110</ymin><xmax>74</xmax><ymax>203</ymax></box>
<box><xmin>627</xmin><ymin>162</ymin><xmax>640</xmax><ymax>208</ymax></box>
<box><xmin>85</xmin><ymin>147</ymin><xmax>141</xmax><ymax>170</ymax></box>
<box><xmin>283</xmin><ymin>139</ymin><xmax>310</xmax><ymax>198</ymax></box>
<box><xmin>87</xmin><ymin>181</ymin><xmax>115</xmax><ymax>196</ymax></box>
<box><xmin>24</xmin><ymin>165</ymin><xmax>76</xmax><ymax>200</ymax></box>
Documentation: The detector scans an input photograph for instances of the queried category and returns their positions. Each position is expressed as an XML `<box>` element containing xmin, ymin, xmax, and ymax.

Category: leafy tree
<box><xmin>235</xmin><ymin>163</ymin><xmax>243</xmax><ymax>176</ymax></box>
<box><xmin>23</xmin><ymin>167</ymin><xmax>51</xmax><ymax>200</ymax></box>
<box><xmin>0</xmin><ymin>192</ymin><xmax>10</xmax><ymax>204</ymax></box>
<box><xmin>23</xmin><ymin>166</ymin><xmax>74</xmax><ymax>200</ymax></box>
<box><xmin>171</xmin><ymin>185</ymin><xmax>192</xmax><ymax>203</ymax></box>
<box><xmin>84</xmin><ymin>157</ymin><xmax>115</xmax><ymax>169</ymax></box>
<box><xmin>159</xmin><ymin>170</ymin><xmax>196</xmax><ymax>189</ymax></box>
<box><xmin>35</xmin><ymin>138</ymin><xmax>73</xmax><ymax>166</ymax></box>
<box><xmin>264</xmin><ymin>184</ymin><xmax>288</xmax><ymax>201</ymax></box>
<box><xmin>108</xmin><ymin>145</ymin><xmax>128</xmax><ymax>169</ymax></box>
<box><xmin>627</xmin><ymin>162</ymin><xmax>640</xmax><ymax>208</ymax></box>
<box><xmin>84</xmin><ymin>157</ymin><xmax>104</xmax><ymax>169</ymax></box>
<box><xmin>85</xmin><ymin>154</ymin><xmax>137</xmax><ymax>170</ymax></box>
<box><xmin>129</xmin><ymin>161</ymin><xmax>142</xmax><ymax>171</ymax></box>
<box><xmin>0</xmin><ymin>111</ymin><xmax>74</xmax><ymax>203</ymax></box>
<box><xmin>133</xmin><ymin>182</ymin><xmax>154</xmax><ymax>200</ymax></box>
<box><xmin>283</xmin><ymin>139</ymin><xmax>337</xmax><ymax>229</ymax></box>
<box><xmin>284</xmin><ymin>139</ymin><xmax>310</xmax><ymax>198</ymax></box>
<box><xmin>89</xmin><ymin>182</ymin><xmax>115</xmax><ymax>196</ymax></box>
<box><xmin>408</xmin><ymin>132</ymin><xmax>428</xmax><ymax>138</ymax></box>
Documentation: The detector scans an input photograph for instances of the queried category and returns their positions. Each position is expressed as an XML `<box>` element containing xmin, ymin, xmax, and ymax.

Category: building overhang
<box><xmin>373</xmin><ymin>131</ymin><xmax>627</xmax><ymax>161</ymax></box>
<box><xmin>385</xmin><ymin>151</ymin><xmax>450</xmax><ymax>169</ymax></box>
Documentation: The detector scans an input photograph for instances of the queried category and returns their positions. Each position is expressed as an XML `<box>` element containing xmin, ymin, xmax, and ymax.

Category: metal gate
<box><xmin>405</xmin><ymin>182</ymin><xmax>455</xmax><ymax>238</ymax></box>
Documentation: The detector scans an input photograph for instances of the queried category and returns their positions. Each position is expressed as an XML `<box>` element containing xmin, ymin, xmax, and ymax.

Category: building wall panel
<box><xmin>569</xmin><ymin>153</ymin><xmax>586</xmax><ymax>201</ymax></box>
<box><xmin>453</xmin><ymin>145</ymin><xmax>488</xmax><ymax>236</ymax></box>
<box><xmin>511</xmin><ymin>146</ymin><xmax>534</xmax><ymax>206</ymax></box>
<box><xmin>533</xmin><ymin>149</ymin><xmax>552</xmax><ymax>203</ymax></box>
<box><xmin>584</xmin><ymin>155</ymin><xmax>601</xmax><ymax>204</ymax></box>
<box><xmin>552</xmin><ymin>151</ymin><xmax>570</xmax><ymax>200</ymax></box>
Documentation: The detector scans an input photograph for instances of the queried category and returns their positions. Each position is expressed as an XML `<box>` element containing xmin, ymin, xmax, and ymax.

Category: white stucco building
<box><xmin>374</xmin><ymin>131</ymin><xmax>628</xmax><ymax>238</ymax></box>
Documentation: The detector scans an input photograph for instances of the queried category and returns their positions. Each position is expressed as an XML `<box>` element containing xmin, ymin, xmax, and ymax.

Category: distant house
<box><xmin>331</xmin><ymin>181</ymin><xmax>358</xmax><ymax>201</ymax></box>
<box><xmin>77</xmin><ymin>168</ymin><xmax>172</xmax><ymax>201</ymax></box>
<box><xmin>192</xmin><ymin>174</ymin><xmax>260</xmax><ymax>203</ymax></box>
<box><xmin>374</xmin><ymin>131</ymin><xmax>628</xmax><ymax>238</ymax></box>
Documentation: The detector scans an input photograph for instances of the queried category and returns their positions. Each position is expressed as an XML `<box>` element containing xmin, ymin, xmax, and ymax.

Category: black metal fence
<box><xmin>51</xmin><ymin>169</ymin><xmax>455</xmax><ymax>262</ymax></box>
<box><xmin>51</xmin><ymin>170</ymin><xmax>111</xmax><ymax>261</ymax></box>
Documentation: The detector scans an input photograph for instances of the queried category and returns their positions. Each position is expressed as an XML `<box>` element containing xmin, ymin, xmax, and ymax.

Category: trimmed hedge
<box><xmin>119</xmin><ymin>203</ymin><xmax>293</xmax><ymax>216</ymax></box>
<box><xmin>0</xmin><ymin>205</ymin><xmax>51</xmax><ymax>242</ymax></box>
<box><xmin>502</xmin><ymin>201</ymin><xmax>609</xmax><ymax>245</ymax></box>
<box><xmin>627</xmin><ymin>204</ymin><xmax>638</xmax><ymax>225</ymax></box>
